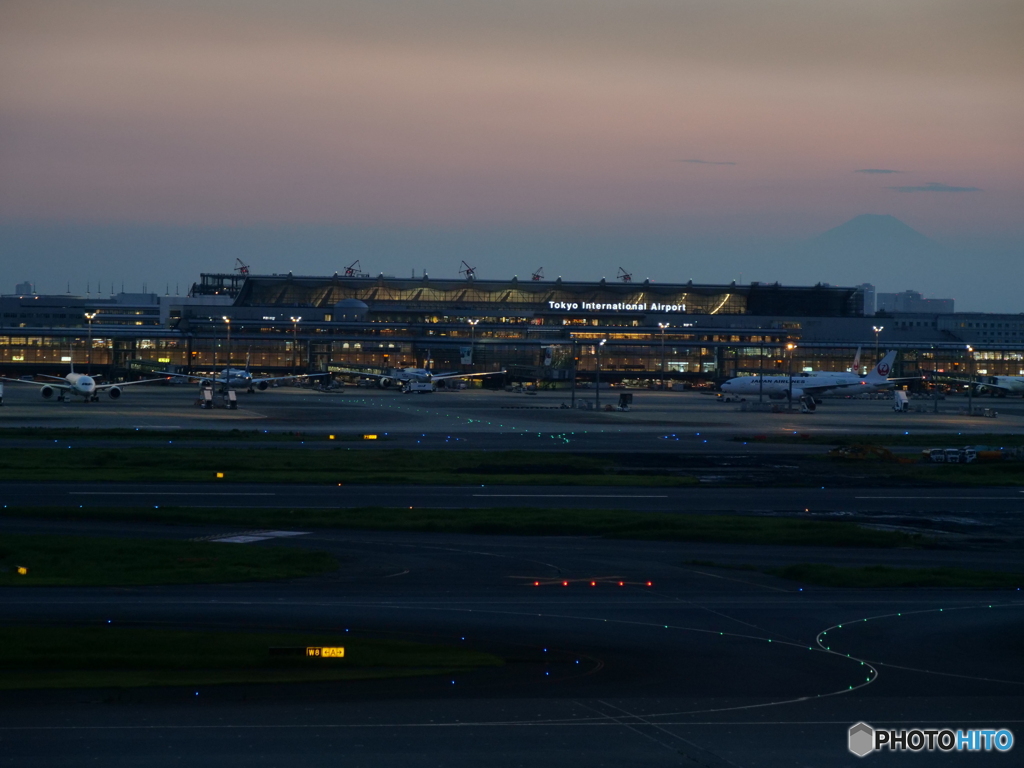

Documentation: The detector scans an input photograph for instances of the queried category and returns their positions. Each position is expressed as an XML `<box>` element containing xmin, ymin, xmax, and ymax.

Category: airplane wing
<box><xmin>331</xmin><ymin>369</ymin><xmax>388</xmax><ymax>379</ymax></box>
<box><xmin>249</xmin><ymin>373</ymin><xmax>328</xmax><ymax>385</ymax></box>
<box><xmin>796</xmin><ymin>383</ymin><xmax>842</xmax><ymax>396</ymax></box>
<box><xmin>429</xmin><ymin>370</ymin><xmax>506</xmax><ymax>381</ymax></box>
<box><xmin>0</xmin><ymin>376</ymin><xmax>71</xmax><ymax>390</ymax></box>
<box><xmin>151</xmin><ymin>370</ymin><xmax>206</xmax><ymax>381</ymax></box>
<box><xmin>94</xmin><ymin>377</ymin><xmax>171</xmax><ymax>390</ymax></box>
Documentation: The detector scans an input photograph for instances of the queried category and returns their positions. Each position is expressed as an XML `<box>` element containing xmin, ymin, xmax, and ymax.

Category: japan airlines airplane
<box><xmin>0</xmin><ymin>365</ymin><xmax>167</xmax><ymax>402</ymax></box>
<box><xmin>158</xmin><ymin>353</ymin><xmax>326</xmax><ymax>392</ymax></box>
<box><xmin>337</xmin><ymin>366</ymin><xmax>505</xmax><ymax>391</ymax></box>
<box><xmin>719</xmin><ymin>351</ymin><xmax>914</xmax><ymax>410</ymax></box>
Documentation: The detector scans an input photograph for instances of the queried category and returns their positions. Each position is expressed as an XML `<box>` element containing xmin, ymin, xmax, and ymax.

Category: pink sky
<box><xmin>1</xmin><ymin>1</ymin><xmax>1022</xmax><ymax>238</ymax></box>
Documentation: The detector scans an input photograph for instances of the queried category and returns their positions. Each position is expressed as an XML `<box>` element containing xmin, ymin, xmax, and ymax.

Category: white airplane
<box><xmin>0</xmin><ymin>365</ymin><xmax>167</xmax><ymax>402</ymax></box>
<box><xmin>338</xmin><ymin>366</ymin><xmax>505</xmax><ymax>392</ymax></box>
<box><xmin>972</xmin><ymin>375</ymin><xmax>1024</xmax><ymax>396</ymax></box>
<box><xmin>719</xmin><ymin>351</ymin><xmax>915</xmax><ymax>410</ymax></box>
<box><xmin>161</xmin><ymin>365</ymin><xmax>325</xmax><ymax>393</ymax></box>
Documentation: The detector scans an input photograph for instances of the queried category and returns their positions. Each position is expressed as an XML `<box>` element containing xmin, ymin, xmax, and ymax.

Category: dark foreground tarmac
<box><xmin>1</xmin><ymin>386</ymin><xmax>1022</xmax><ymax>764</ymax></box>
<box><xmin>1</xmin><ymin>521</ymin><xmax>1021</xmax><ymax>767</ymax></box>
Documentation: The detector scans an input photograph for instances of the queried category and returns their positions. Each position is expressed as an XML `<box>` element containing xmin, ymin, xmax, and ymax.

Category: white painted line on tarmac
<box><xmin>212</xmin><ymin>535</ymin><xmax>273</xmax><ymax>544</ymax></box>
<box><xmin>856</xmin><ymin>499</ymin><xmax>1024</xmax><ymax>505</ymax></box>
<box><xmin>473</xmin><ymin>494</ymin><xmax>669</xmax><ymax>498</ymax></box>
<box><xmin>69</xmin><ymin>492</ymin><xmax>276</xmax><ymax>496</ymax></box>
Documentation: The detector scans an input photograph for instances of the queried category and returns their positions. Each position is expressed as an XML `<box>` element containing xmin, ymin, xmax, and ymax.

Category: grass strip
<box><xmin>2</xmin><ymin>506</ymin><xmax>927</xmax><ymax>549</ymax></box>
<box><xmin>0</xmin><ymin>428</ymin><xmax>363</xmax><ymax>443</ymax></box>
<box><xmin>0</xmin><ymin>534</ymin><xmax>338</xmax><ymax>587</ymax></box>
<box><xmin>0</xmin><ymin>626</ymin><xmax>502</xmax><ymax>689</ymax></box>
<box><xmin>769</xmin><ymin>563</ymin><xmax>1023</xmax><ymax>589</ymax></box>
<box><xmin>0</xmin><ymin>448</ymin><xmax>697</xmax><ymax>486</ymax></box>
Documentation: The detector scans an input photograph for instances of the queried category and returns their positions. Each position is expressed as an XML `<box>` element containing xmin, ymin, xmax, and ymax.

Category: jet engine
<box><xmin>107</xmin><ymin>386</ymin><xmax>122</xmax><ymax>399</ymax></box>
<box><xmin>380</xmin><ymin>378</ymin><xmax>392</xmax><ymax>388</ymax></box>
<box><xmin>257</xmin><ymin>380</ymin><xmax>269</xmax><ymax>391</ymax></box>
<box><xmin>40</xmin><ymin>385</ymin><xmax>55</xmax><ymax>399</ymax></box>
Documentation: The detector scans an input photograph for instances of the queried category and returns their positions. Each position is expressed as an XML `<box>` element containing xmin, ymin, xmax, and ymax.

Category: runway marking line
<box><xmin>851</xmin><ymin>499</ymin><xmax>1024</xmax><ymax>505</ymax></box>
<box><xmin>473</xmin><ymin>494</ymin><xmax>669</xmax><ymax>498</ymax></box>
<box><xmin>69</xmin><ymin>492</ymin><xmax>276</xmax><ymax>496</ymax></box>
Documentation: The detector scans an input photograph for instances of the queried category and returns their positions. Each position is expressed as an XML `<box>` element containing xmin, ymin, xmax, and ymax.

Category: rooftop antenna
<box><xmin>459</xmin><ymin>260</ymin><xmax>477</xmax><ymax>280</ymax></box>
<box><xmin>176</xmin><ymin>283</ymin><xmax>180</xmax><ymax>296</ymax></box>
<box><xmin>616</xmin><ymin>267</ymin><xmax>632</xmax><ymax>283</ymax></box>
<box><xmin>531</xmin><ymin>267</ymin><xmax>544</xmax><ymax>281</ymax></box>
<box><xmin>165</xmin><ymin>283</ymin><xmax>170</xmax><ymax>296</ymax></box>
<box><xmin>66</xmin><ymin>281</ymin><xmax>71</xmax><ymax>294</ymax></box>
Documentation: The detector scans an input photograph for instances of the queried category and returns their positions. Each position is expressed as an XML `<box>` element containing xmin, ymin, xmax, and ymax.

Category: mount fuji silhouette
<box><xmin>771</xmin><ymin>214</ymin><xmax>946</xmax><ymax>289</ymax></box>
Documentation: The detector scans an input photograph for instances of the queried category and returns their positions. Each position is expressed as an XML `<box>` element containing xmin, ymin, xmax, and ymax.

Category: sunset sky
<box><xmin>1</xmin><ymin>1</ymin><xmax>1021</xmax><ymax>307</ymax></box>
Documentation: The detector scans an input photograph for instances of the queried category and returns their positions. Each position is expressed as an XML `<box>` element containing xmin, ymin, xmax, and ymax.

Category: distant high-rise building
<box><xmin>857</xmin><ymin>283</ymin><xmax>876</xmax><ymax>315</ymax></box>
<box><xmin>14</xmin><ymin>281</ymin><xmax>35</xmax><ymax>295</ymax></box>
<box><xmin>876</xmin><ymin>290</ymin><xmax>953</xmax><ymax>314</ymax></box>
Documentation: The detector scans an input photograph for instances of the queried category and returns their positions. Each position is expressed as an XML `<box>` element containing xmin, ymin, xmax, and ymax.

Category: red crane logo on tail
<box><xmin>877</xmin><ymin>363</ymin><xmax>890</xmax><ymax>376</ymax></box>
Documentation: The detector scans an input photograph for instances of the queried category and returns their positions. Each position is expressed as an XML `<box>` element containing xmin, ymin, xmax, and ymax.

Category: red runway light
<box><xmin>562</xmin><ymin>581</ymin><xmax>568</xmax><ymax>586</ymax></box>
<box><xmin>534</xmin><ymin>581</ymin><xmax>540</xmax><ymax>586</ymax></box>
<box><xmin>618</xmin><ymin>581</ymin><xmax>624</xmax><ymax>586</ymax></box>
<box><xmin>590</xmin><ymin>581</ymin><xmax>596</xmax><ymax>587</ymax></box>
<box><xmin>646</xmin><ymin>581</ymin><xmax>652</xmax><ymax>587</ymax></box>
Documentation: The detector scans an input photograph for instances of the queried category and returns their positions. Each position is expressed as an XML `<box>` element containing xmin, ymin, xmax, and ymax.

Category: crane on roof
<box><xmin>234</xmin><ymin>258</ymin><xmax>250</xmax><ymax>276</ymax></box>
<box><xmin>531</xmin><ymin>267</ymin><xmax>544</xmax><ymax>281</ymax></box>
<box><xmin>344</xmin><ymin>260</ymin><xmax>368</xmax><ymax>278</ymax></box>
<box><xmin>459</xmin><ymin>261</ymin><xmax>477</xmax><ymax>280</ymax></box>
<box><xmin>617</xmin><ymin>267</ymin><xmax>632</xmax><ymax>283</ymax></box>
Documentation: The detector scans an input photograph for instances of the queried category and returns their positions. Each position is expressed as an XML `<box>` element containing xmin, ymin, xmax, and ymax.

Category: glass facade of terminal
<box><xmin>1</xmin><ymin>275</ymin><xmax>1022</xmax><ymax>384</ymax></box>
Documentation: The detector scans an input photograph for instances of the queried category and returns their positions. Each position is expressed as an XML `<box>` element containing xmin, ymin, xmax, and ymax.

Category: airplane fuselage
<box><xmin>720</xmin><ymin>373</ymin><xmax>887</xmax><ymax>397</ymax></box>
<box><xmin>60</xmin><ymin>373</ymin><xmax>97</xmax><ymax>399</ymax></box>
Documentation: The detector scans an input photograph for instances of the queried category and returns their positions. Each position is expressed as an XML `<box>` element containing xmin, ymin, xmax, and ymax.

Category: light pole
<box><xmin>786</xmin><ymin>342</ymin><xmax>796</xmax><ymax>411</ymax></box>
<box><xmin>222</xmin><ymin>317</ymin><xmax>232</xmax><ymax>371</ymax></box>
<box><xmin>966</xmin><ymin>344</ymin><xmax>974</xmax><ymax>415</ymax></box>
<box><xmin>467</xmin><ymin>319</ymin><xmax>479</xmax><ymax>370</ymax></box>
<box><xmin>84</xmin><ymin>312</ymin><xmax>97</xmax><ymax>374</ymax></box>
<box><xmin>290</xmin><ymin>316</ymin><xmax>302</xmax><ymax>375</ymax></box>
<box><xmin>758</xmin><ymin>341</ymin><xmax>765</xmax><ymax>404</ymax></box>
<box><xmin>872</xmin><ymin>325</ymin><xmax>884</xmax><ymax>366</ymax></box>
<box><xmin>658</xmin><ymin>323</ymin><xmax>669</xmax><ymax>391</ymax></box>
<box><xmin>570</xmin><ymin>336</ymin><xmax>578</xmax><ymax>408</ymax></box>
<box><xmin>596</xmin><ymin>339</ymin><xmax>607</xmax><ymax>409</ymax></box>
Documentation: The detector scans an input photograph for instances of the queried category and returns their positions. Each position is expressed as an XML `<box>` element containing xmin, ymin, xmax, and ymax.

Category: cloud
<box><xmin>855</xmin><ymin>168</ymin><xmax>901</xmax><ymax>174</ymax></box>
<box><xmin>678</xmin><ymin>159</ymin><xmax>736</xmax><ymax>166</ymax></box>
<box><xmin>888</xmin><ymin>182</ymin><xmax>982</xmax><ymax>193</ymax></box>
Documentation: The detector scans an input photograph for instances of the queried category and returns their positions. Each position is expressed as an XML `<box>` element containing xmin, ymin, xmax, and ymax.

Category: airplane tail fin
<box><xmin>867</xmin><ymin>351</ymin><xmax>897</xmax><ymax>382</ymax></box>
<box><xmin>245</xmin><ymin>348</ymin><xmax>251</xmax><ymax>373</ymax></box>
<box><xmin>851</xmin><ymin>346</ymin><xmax>861</xmax><ymax>372</ymax></box>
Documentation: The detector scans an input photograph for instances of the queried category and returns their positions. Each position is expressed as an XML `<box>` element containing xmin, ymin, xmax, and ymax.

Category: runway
<box><xmin>5</xmin><ymin>481</ymin><xmax>1024</xmax><ymax>543</ymax></box>
<box><xmin>1</xmin><ymin>523</ymin><xmax>1021</xmax><ymax>766</ymax></box>
<box><xmin>1</xmin><ymin>386</ymin><xmax>1021</xmax><ymax>448</ymax></box>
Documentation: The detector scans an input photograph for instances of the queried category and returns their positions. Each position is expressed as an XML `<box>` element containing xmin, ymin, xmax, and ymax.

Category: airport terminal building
<box><xmin>1</xmin><ymin>273</ymin><xmax>1022</xmax><ymax>385</ymax></box>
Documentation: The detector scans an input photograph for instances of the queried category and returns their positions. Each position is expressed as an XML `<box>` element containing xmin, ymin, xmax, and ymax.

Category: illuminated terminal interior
<box><xmin>1</xmin><ymin>273</ymin><xmax>1022</xmax><ymax>383</ymax></box>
